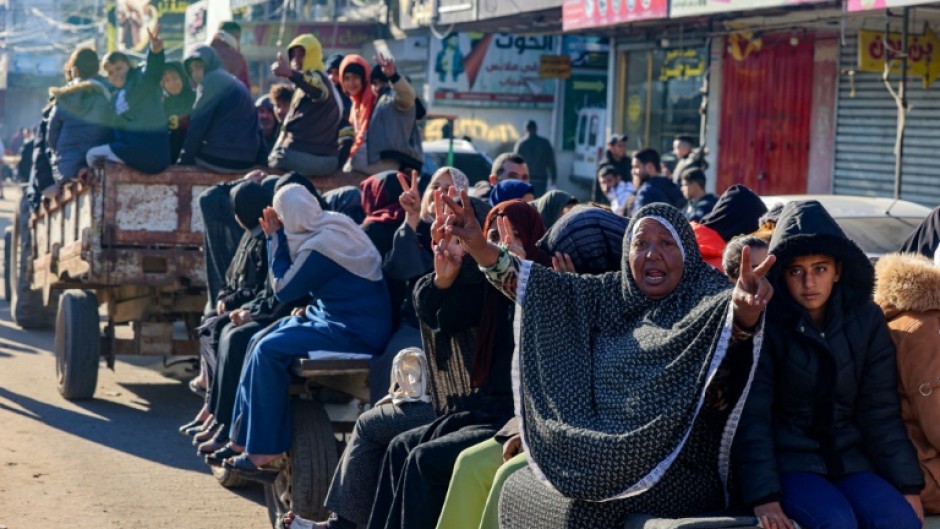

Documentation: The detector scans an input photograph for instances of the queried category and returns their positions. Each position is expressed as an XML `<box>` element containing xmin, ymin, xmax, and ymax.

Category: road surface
<box><xmin>0</xmin><ymin>186</ymin><xmax>270</xmax><ymax>529</ymax></box>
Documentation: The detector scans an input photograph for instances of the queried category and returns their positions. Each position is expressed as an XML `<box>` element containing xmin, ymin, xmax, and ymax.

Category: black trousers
<box><xmin>208</xmin><ymin>320</ymin><xmax>265</xmax><ymax>427</ymax></box>
<box><xmin>367</xmin><ymin>410</ymin><xmax>509</xmax><ymax>529</ymax></box>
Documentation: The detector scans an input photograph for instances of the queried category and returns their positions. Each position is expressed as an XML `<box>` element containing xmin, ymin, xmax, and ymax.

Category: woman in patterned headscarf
<box><xmin>441</xmin><ymin>195</ymin><xmax>775</xmax><ymax>528</ymax></box>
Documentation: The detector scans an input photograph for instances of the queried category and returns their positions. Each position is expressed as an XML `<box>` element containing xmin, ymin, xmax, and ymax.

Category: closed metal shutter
<box><xmin>833</xmin><ymin>36</ymin><xmax>940</xmax><ymax>206</ymax></box>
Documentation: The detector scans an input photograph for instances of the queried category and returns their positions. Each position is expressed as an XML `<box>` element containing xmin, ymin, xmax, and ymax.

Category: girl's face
<box><xmin>342</xmin><ymin>72</ymin><xmax>362</xmax><ymax>96</ymax></box>
<box><xmin>783</xmin><ymin>254</ymin><xmax>840</xmax><ymax>321</ymax></box>
<box><xmin>422</xmin><ymin>171</ymin><xmax>455</xmax><ymax>219</ymax></box>
<box><xmin>105</xmin><ymin>60</ymin><xmax>130</xmax><ymax>89</ymax></box>
<box><xmin>162</xmin><ymin>70</ymin><xmax>183</xmax><ymax>96</ymax></box>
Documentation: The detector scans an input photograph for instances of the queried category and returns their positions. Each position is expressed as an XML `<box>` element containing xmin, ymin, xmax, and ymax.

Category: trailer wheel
<box><xmin>10</xmin><ymin>194</ymin><xmax>55</xmax><ymax>329</ymax></box>
<box><xmin>210</xmin><ymin>465</ymin><xmax>251</xmax><ymax>489</ymax></box>
<box><xmin>264</xmin><ymin>399</ymin><xmax>338</xmax><ymax>525</ymax></box>
<box><xmin>4</xmin><ymin>226</ymin><xmax>12</xmax><ymax>302</ymax></box>
<box><xmin>55</xmin><ymin>289</ymin><xmax>100</xmax><ymax>400</ymax></box>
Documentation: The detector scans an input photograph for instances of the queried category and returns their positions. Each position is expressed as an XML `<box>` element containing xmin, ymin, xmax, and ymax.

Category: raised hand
<box><xmin>272</xmin><ymin>52</ymin><xmax>293</xmax><ymax>78</ymax></box>
<box><xmin>259</xmin><ymin>207</ymin><xmax>283</xmax><ymax>237</ymax></box>
<box><xmin>732</xmin><ymin>245</ymin><xmax>776</xmax><ymax>330</ymax></box>
<box><xmin>496</xmin><ymin>216</ymin><xmax>525</xmax><ymax>259</ymax></box>
<box><xmin>441</xmin><ymin>189</ymin><xmax>500</xmax><ymax>267</ymax></box>
<box><xmin>432</xmin><ymin>235</ymin><xmax>465</xmax><ymax>289</ymax></box>
<box><xmin>552</xmin><ymin>252</ymin><xmax>577</xmax><ymax>273</ymax></box>
<box><xmin>147</xmin><ymin>24</ymin><xmax>163</xmax><ymax>53</ymax></box>
<box><xmin>374</xmin><ymin>53</ymin><xmax>397</xmax><ymax>78</ymax></box>
<box><xmin>397</xmin><ymin>170</ymin><xmax>421</xmax><ymax>229</ymax></box>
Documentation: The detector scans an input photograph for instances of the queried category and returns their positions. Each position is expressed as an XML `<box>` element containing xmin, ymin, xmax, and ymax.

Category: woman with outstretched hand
<box><xmin>437</xmin><ymin>190</ymin><xmax>774</xmax><ymax>528</ymax></box>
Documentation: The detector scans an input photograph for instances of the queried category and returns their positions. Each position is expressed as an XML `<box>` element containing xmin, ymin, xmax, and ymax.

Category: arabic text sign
<box><xmin>857</xmin><ymin>27</ymin><xmax>940</xmax><ymax>87</ymax></box>
<box><xmin>670</xmin><ymin>0</ymin><xmax>825</xmax><ymax>17</ymax></box>
<box><xmin>563</xmin><ymin>0</ymin><xmax>668</xmax><ymax>31</ymax></box>
<box><xmin>540</xmin><ymin>55</ymin><xmax>573</xmax><ymax>78</ymax></box>
<box><xmin>430</xmin><ymin>33</ymin><xmax>557</xmax><ymax>109</ymax></box>
<box><xmin>848</xmin><ymin>0</ymin><xmax>939</xmax><ymax>11</ymax></box>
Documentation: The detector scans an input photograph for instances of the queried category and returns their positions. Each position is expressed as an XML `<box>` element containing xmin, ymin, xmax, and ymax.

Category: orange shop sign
<box><xmin>857</xmin><ymin>26</ymin><xmax>940</xmax><ymax>87</ymax></box>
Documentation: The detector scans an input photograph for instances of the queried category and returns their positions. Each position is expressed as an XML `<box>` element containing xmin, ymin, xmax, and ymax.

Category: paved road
<box><xmin>0</xmin><ymin>187</ymin><xmax>270</xmax><ymax>529</ymax></box>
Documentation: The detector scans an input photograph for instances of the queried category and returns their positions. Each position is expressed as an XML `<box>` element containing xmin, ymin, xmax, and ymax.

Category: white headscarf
<box><xmin>273</xmin><ymin>184</ymin><xmax>383</xmax><ymax>281</ymax></box>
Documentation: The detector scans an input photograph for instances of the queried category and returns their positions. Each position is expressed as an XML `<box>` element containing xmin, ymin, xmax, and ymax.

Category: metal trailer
<box><xmin>8</xmin><ymin>162</ymin><xmax>238</xmax><ymax>400</ymax></box>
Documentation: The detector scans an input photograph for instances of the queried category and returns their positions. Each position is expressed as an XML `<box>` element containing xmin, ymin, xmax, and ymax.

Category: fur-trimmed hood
<box><xmin>875</xmin><ymin>252</ymin><xmax>940</xmax><ymax>318</ymax></box>
<box><xmin>49</xmin><ymin>78</ymin><xmax>111</xmax><ymax>100</ymax></box>
<box><xmin>49</xmin><ymin>78</ymin><xmax>111</xmax><ymax>115</ymax></box>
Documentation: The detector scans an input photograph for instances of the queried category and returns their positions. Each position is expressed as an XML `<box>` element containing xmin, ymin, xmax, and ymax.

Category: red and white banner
<box><xmin>562</xmin><ymin>0</ymin><xmax>668</xmax><ymax>31</ymax></box>
<box><xmin>847</xmin><ymin>0</ymin><xmax>938</xmax><ymax>11</ymax></box>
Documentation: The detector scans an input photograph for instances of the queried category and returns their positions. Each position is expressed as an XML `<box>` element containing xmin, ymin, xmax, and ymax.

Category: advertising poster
<box><xmin>430</xmin><ymin>33</ymin><xmax>557</xmax><ymax>109</ymax></box>
<box><xmin>561</xmin><ymin>36</ymin><xmax>609</xmax><ymax>151</ymax></box>
<box><xmin>107</xmin><ymin>0</ymin><xmax>192</xmax><ymax>57</ymax></box>
<box><xmin>848</xmin><ymin>0</ymin><xmax>938</xmax><ymax>11</ymax></box>
<box><xmin>563</xmin><ymin>0</ymin><xmax>668</xmax><ymax>31</ymax></box>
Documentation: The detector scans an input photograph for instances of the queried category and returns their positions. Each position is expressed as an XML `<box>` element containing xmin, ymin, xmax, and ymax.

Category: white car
<box><xmin>422</xmin><ymin>139</ymin><xmax>494</xmax><ymax>185</ymax></box>
<box><xmin>761</xmin><ymin>194</ymin><xmax>931</xmax><ymax>260</ymax></box>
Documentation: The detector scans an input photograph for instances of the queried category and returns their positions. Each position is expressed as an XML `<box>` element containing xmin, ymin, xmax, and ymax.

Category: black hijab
<box><xmin>700</xmin><ymin>184</ymin><xmax>767</xmax><ymax>242</ymax></box>
<box><xmin>230</xmin><ymin>181</ymin><xmax>272</xmax><ymax>230</ymax></box>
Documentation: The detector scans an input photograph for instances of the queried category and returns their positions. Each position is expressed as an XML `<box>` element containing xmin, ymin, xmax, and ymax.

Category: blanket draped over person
<box><xmin>273</xmin><ymin>183</ymin><xmax>382</xmax><ymax>281</ymax></box>
<box><xmin>512</xmin><ymin>203</ymin><xmax>757</xmax><ymax>501</ymax></box>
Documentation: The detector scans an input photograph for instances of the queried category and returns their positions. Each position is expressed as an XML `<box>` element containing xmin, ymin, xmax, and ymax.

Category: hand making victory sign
<box><xmin>731</xmin><ymin>245</ymin><xmax>776</xmax><ymax>330</ymax></box>
<box><xmin>397</xmin><ymin>170</ymin><xmax>421</xmax><ymax>231</ymax></box>
<box><xmin>147</xmin><ymin>24</ymin><xmax>163</xmax><ymax>54</ymax></box>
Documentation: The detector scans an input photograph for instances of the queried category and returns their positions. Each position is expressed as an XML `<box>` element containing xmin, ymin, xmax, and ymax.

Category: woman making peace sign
<box><xmin>438</xmin><ymin>193</ymin><xmax>774</xmax><ymax>527</ymax></box>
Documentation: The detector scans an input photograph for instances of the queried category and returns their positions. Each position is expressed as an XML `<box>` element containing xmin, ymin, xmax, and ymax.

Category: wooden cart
<box><xmin>10</xmin><ymin>162</ymin><xmax>237</xmax><ymax>400</ymax></box>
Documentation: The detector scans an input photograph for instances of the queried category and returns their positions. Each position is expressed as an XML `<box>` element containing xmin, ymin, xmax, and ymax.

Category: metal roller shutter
<box><xmin>833</xmin><ymin>36</ymin><xmax>940</xmax><ymax>207</ymax></box>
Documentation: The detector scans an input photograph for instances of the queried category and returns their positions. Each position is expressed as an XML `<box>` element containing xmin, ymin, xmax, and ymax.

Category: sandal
<box><xmin>192</xmin><ymin>420</ymin><xmax>219</xmax><ymax>445</ymax></box>
<box><xmin>205</xmin><ymin>444</ymin><xmax>241</xmax><ymax>467</ymax></box>
<box><xmin>197</xmin><ymin>435</ymin><xmax>230</xmax><ymax>456</ymax></box>
<box><xmin>223</xmin><ymin>453</ymin><xmax>282</xmax><ymax>483</ymax></box>
<box><xmin>188</xmin><ymin>378</ymin><xmax>207</xmax><ymax>398</ymax></box>
<box><xmin>179</xmin><ymin>419</ymin><xmax>205</xmax><ymax>436</ymax></box>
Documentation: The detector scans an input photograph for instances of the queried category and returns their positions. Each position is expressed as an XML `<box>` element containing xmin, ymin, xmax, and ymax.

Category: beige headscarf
<box><xmin>273</xmin><ymin>184</ymin><xmax>383</xmax><ymax>281</ymax></box>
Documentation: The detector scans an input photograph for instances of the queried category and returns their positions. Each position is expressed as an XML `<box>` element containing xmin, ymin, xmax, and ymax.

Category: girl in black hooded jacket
<box><xmin>733</xmin><ymin>200</ymin><xmax>924</xmax><ymax>529</ymax></box>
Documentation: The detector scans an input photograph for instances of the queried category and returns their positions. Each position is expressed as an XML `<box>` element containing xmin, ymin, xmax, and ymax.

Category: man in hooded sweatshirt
<box><xmin>210</xmin><ymin>21</ymin><xmax>250</xmax><ymax>89</ymax></box>
<box><xmin>363</xmin><ymin>55</ymin><xmax>424</xmax><ymax>174</ymax></box>
<box><xmin>178</xmin><ymin>44</ymin><xmax>260</xmax><ymax>173</ymax></box>
<box><xmin>267</xmin><ymin>33</ymin><xmax>342</xmax><ymax>178</ymax></box>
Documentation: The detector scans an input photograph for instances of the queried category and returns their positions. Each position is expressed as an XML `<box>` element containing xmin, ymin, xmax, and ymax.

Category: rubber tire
<box><xmin>10</xmin><ymin>194</ymin><xmax>55</xmax><ymax>329</ymax></box>
<box><xmin>4</xmin><ymin>226</ymin><xmax>12</xmax><ymax>302</ymax></box>
<box><xmin>55</xmin><ymin>289</ymin><xmax>100</xmax><ymax>400</ymax></box>
<box><xmin>210</xmin><ymin>464</ymin><xmax>251</xmax><ymax>489</ymax></box>
<box><xmin>264</xmin><ymin>399</ymin><xmax>339</xmax><ymax>525</ymax></box>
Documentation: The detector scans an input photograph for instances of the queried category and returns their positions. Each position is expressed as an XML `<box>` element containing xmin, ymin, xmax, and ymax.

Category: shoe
<box><xmin>197</xmin><ymin>427</ymin><xmax>229</xmax><ymax>455</ymax></box>
<box><xmin>205</xmin><ymin>444</ymin><xmax>241</xmax><ymax>467</ymax></box>
<box><xmin>179</xmin><ymin>419</ymin><xmax>204</xmax><ymax>436</ymax></box>
<box><xmin>192</xmin><ymin>420</ymin><xmax>219</xmax><ymax>445</ymax></box>
<box><xmin>223</xmin><ymin>453</ymin><xmax>282</xmax><ymax>483</ymax></box>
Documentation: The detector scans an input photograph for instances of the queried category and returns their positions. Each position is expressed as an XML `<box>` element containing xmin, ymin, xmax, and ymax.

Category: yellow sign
<box><xmin>659</xmin><ymin>48</ymin><xmax>706</xmax><ymax>81</ymax></box>
<box><xmin>540</xmin><ymin>55</ymin><xmax>572</xmax><ymax>79</ymax></box>
<box><xmin>858</xmin><ymin>25</ymin><xmax>940</xmax><ymax>87</ymax></box>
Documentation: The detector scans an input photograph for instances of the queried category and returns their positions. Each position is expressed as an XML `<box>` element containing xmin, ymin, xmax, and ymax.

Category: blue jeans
<box><xmin>781</xmin><ymin>472</ymin><xmax>920</xmax><ymax>529</ymax></box>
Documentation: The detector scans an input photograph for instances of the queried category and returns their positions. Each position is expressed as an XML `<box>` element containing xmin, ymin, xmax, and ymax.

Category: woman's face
<box><xmin>105</xmin><ymin>60</ymin><xmax>130</xmax><ymax>89</ymax></box>
<box><xmin>422</xmin><ymin>171</ymin><xmax>455</xmax><ymax>218</ymax></box>
<box><xmin>162</xmin><ymin>70</ymin><xmax>183</xmax><ymax>96</ymax></box>
<box><xmin>342</xmin><ymin>72</ymin><xmax>362</xmax><ymax>96</ymax></box>
<box><xmin>783</xmin><ymin>254</ymin><xmax>840</xmax><ymax>320</ymax></box>
<box><xmin>628</xmin><ymin>218</ymin><xmax>684</xmax><ymax>300</ymax></box>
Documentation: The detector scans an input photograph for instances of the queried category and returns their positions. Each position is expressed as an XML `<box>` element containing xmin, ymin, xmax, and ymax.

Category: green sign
<box><xmin>563</xmin><ymin>71</ymin><xmax>607</xmax><ymax>151</ymax></box>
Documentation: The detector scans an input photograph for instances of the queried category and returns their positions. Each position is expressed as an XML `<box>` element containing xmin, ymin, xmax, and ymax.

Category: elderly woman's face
<box><xmin>628</xmin><ymin>219</ymin><xmax>684</xmax><ymax>300</ymax></box>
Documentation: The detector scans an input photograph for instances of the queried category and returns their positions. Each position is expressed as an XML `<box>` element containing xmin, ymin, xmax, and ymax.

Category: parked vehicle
<box><xmin>421</xmin><ymin>138</ymin><xmax>493</xmax><ymax>185</ymax></box>
<box><xmin>570</xmin><ymin>107</ymin><xmax>606</xmax><ymax>183</ymax></box>
<box><xmin>761</xmin><ymin>194</ymin><xmax>930</xmax><ymax>260</ymax></box>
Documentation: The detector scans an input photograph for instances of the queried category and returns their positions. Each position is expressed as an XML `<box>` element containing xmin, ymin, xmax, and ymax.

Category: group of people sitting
<box><xmin>22</xmin><ymin>22</ymin><xmax>425</xmax><ymax>207</ymax></box>
<box><xmin>172</xmin><ymin>128</ymin><xmax>940</xmax><ymax>529</ymax></box>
